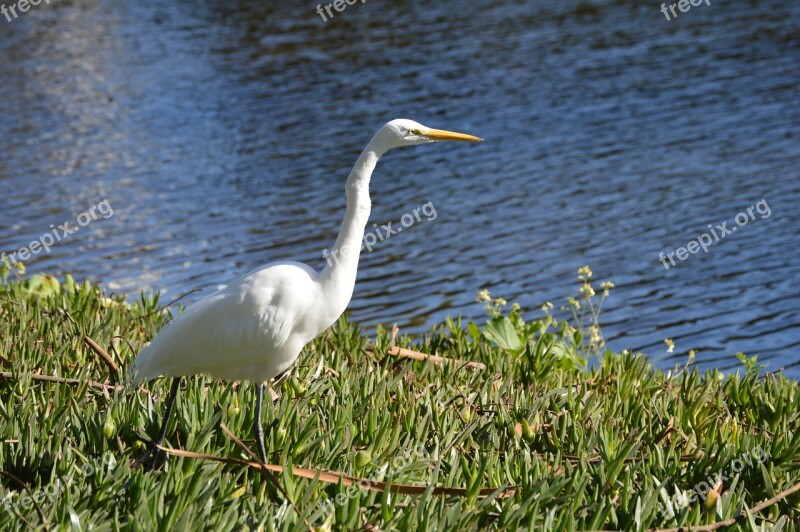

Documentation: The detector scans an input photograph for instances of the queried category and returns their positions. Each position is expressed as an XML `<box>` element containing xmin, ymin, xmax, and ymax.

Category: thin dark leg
<box><xmin>155</xmin><ymin>377</ymin><xmax>181</xmax><ymax>446</ymax></box>
<box><xmin>137</xmin><ymin>377</ymin><xmax>180</xmax><ymax>468</ymax></box>
<box><xmin>255</xmin><ymin>382</ymin><xmax>268</xmax><ymax>464</ymax></box>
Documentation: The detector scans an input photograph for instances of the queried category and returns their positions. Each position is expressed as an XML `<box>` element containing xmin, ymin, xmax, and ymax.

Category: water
<box><xmin>1</xmin><ymin>0</ymin><xmax>798</xmax><ymax>376</ymax></box>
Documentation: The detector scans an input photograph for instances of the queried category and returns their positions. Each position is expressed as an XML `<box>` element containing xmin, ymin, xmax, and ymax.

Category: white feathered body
<box><xmin>128</xmin><ymin>119</ymin><xmax>477</xmax><ymax>386</ymax></box>
<box><xmin>130</xmin><ymin>261</ymin><xmax>346</xmax><ymax>384</ymax></box>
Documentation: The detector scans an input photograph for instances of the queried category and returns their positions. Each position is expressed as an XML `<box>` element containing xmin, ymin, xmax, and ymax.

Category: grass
<box><xmin>0</xmin><ymin>261</ymin><xmax>799</xmax><ymax>531</ymax></box>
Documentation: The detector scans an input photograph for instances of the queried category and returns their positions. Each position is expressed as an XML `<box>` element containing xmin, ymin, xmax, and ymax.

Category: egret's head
<box><xmin>377</xmin><ymin>119</ymin><xmax>482</xmax><ymax>150</ymax></box>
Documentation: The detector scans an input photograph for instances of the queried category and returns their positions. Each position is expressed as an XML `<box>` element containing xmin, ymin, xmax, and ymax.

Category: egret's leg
<box><xmin>137</xmin><ymin>377</ymin><xmax>180</xmax><ymax>468</ymax></box>
<box><xmin>154</xmin><ymin>377</ymin><xmax>181</xmax><ymax>447</ymax></box>
<box><xmin>255</xmin><ymin>382</ymin><xmax>268</xmax><ymax>464</ymax></box>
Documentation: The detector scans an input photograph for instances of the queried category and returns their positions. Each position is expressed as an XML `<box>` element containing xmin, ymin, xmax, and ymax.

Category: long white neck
<box><xmin>319</xmin><ymin>137</ymin><xmax>386</xmax><ymax>316</ymax></box>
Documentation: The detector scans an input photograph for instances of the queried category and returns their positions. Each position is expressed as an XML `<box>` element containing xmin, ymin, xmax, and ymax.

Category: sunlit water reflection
<box><xmin>1</xmin><ymin>0</ymin><xmax>798</xmax><ymax>376</ymax></box>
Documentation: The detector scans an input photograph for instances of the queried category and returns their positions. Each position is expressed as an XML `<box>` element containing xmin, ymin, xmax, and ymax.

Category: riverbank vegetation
<box><xmin>1</xmin><ymin>262</ymin><xmax>798</xmax><ymax>530</ymax></box>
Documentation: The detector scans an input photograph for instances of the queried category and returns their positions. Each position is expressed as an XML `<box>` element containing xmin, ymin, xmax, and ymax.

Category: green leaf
<box><xmin>482</xmin><ymin>316</ymin><xmax>523</xmax><ymax>353</ymax></box>
<box><xmin>467</xmin><ymin>322</ymin><xmax>481</xmax><ymax>342</ymax></box>
<box><xmin>760</xmin><ymin>462</ymin><xmax>775</xmax><ymax>498</ymax></box>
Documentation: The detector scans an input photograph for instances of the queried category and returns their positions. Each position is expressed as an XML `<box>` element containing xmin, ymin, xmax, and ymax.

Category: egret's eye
<box><xmin>409</xmin><ymin>129</ymin><xmax>422</xmax><ymax>136</ymax></box>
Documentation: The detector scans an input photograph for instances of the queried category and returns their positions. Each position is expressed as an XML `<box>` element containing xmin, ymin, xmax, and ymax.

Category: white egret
<box><xmin>129</xmin><ymin>119</ymin><xmax>482</xmax><ymax>466</ymax></box>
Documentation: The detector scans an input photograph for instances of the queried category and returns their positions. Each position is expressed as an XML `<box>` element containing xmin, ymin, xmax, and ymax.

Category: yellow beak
<box><xmin>423</xmin><ymin>128</ymin><xmax>483</xmax><ymax>142</ymax></box>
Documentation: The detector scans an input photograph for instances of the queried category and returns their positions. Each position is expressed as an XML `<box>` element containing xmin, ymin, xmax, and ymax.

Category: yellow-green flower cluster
<box><xmin>600</xmin><ymin>281</ymin><xmax>615</xmax><ymax>296</ymax></box>
<box><xmin>589</xmin><ymin>325</ymin><xmax>604</xmax><ymax>348</ymax></box>
<box><xmin>476</xmin><ymin>289</ymin><xmax>508</xmax><ymax>317</ymax></box>
<box><xmin>579</xmin><ymin>282</ymin><xmax>595</xmax><ymax>299</ymax></box>
<box><xmin>577</xmin><ymin>266</ymin><xmax>598</xmax><ymax>300</ymax></box>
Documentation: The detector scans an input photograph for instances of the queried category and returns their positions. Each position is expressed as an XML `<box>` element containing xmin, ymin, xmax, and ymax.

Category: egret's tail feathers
<box><xmin>126</xmin><ymin>363</ymin><xmax>146</xmax><ymax>390</ymax></box>
<box><xmin>128</xmin><ymin>346</ymin><xmax>158</xmax><ymax>389</ymax></box>
<box><xmin>126</xmin><ymin>366</ymin><xmax>143</xmax><ymax>390</ymax></box>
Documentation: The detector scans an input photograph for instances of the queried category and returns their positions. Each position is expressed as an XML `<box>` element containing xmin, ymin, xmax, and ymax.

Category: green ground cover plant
<box><xmin>1</xmin><ymin>261</ymin><xmax>798</xmax><ymax>530</ymax></box>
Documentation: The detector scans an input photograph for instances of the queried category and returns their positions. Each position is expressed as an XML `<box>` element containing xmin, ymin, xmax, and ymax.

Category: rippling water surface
<box><xmin>1</xmin><ymin>0</ymin><xmax>798</xmax><ymax>375</ymax></box>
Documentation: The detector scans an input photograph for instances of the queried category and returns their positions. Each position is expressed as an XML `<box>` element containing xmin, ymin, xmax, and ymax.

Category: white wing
<box><xmin>130</xmin><ymin>261</ymin><xmax>322</xmax><ymax>384</ymax></box>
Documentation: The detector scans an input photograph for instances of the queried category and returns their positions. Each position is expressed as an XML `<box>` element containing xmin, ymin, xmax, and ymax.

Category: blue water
<box><xmin>1</xmin><ymin>0</ymin><xmax>798</xmax><ymax>375</ymax></box>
